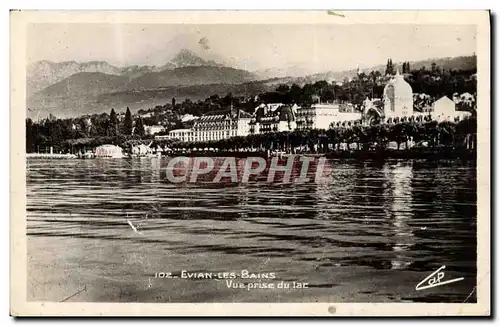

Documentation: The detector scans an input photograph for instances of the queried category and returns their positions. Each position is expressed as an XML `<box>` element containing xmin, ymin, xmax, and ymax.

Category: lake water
<box><xmin>26</xmin><ymin>157</ymin><xmax>477</xmax><ymax>303</ymax></box>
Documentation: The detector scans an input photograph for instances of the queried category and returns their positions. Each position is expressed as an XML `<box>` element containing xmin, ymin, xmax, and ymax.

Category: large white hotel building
<box><xmin>156</xmin><ymin>108</ymin><xmax>253</xmax><ymax>143</ymax></box>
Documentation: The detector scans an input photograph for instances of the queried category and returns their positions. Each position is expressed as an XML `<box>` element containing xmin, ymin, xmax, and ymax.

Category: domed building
<box><xmin>383</xmin><ymin>70</ymin><xmax>413</xmax><ymax>118</ymax></box>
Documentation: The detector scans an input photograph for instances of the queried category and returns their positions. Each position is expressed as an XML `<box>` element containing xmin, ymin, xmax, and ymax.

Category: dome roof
<box><xmin>383</xmin><ymin>70</ymin><xmax>412</xmax><ymax>99</ymax></box>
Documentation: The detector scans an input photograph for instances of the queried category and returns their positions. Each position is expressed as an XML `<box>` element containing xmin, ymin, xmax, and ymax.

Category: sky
<box><xmin>27</xmin><ymin>23</ymin><xmax>477</xmax><ymax>74</ymax></box>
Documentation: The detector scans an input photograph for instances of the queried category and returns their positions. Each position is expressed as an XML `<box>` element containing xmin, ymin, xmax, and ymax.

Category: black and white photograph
<box><xmin>10</xmin><ymin>10</ymin><xmax>490</xmax><ymax>316</ymax></box>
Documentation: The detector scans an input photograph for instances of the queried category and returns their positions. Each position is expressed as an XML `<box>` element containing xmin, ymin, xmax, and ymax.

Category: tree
<box><xmin>122</xmin><ymin>107</ymin><xmax>133</xmax><ymax>135</ymax></box>
<box><xmin>431</xmin><ymin>62</ymin><xmax>437</xmax><ymax>73</ymax></box>
<box><xmin>276</xmin><ymin>84</ymin><xmax>290</xmax><ymax>94</ymax></box>
<box><xmin>402</xmin><ymin>62</ymin><xmax>410</xmax><ymax>73</ymax></box>
<box><xmin>424</xmin><ymin>120</ymin><xmax>439</xmax><ymax>149</ymax></box>
<box><xmin>289</xmin><ymin>84</ymin><xmax>302</xmax><ymax>104</ymax></box>
<box><xmin>385</xmin><ymin>58</ymin><xmax>395</xmax><ymax>76</ymax></box>
<box><xmin>108</xmin><ymin>108</ymin><xmax>119</xmax><ymax>136</ymax></box>
<box><xmin>323</xmin><ymin>89</ymin><xmax>335</xmax><ymax>103</ymax></box>
<box><xmin>134</xmin><ymin>117</ymin><xmax>145</xmax><ymax>137</ymax></box>
<box><xmin>438</xmin><ymin>121</ymin><xmax>456</xmax><ymax>147</ymax></box>
<box><xmin>26</xmin><ymin>118</ymin><xmax>35</xmax><ymax>152</ymax></box>
<box><xmin>388</xmin><ymin>122</ymin><xmax>407</xmax><ymax>150</ymax></box>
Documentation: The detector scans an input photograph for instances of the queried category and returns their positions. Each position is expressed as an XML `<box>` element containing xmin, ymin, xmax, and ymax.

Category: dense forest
<box><xmin>26</xmin><ymin>60</ymin><xmax>477</xmax><ymax>154</ymax></box>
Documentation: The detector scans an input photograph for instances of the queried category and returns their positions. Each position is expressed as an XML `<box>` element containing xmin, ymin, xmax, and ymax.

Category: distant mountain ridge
<box><xmin>34</xmin><ymin>66</ymin><xmax>258</xmax><ymax>98</ymax></box>
<box><xmin>27</xmin><ymin>60</ymin><xmax>123</xmax><ymax>95</ymax></box>
<box><xmin>27</xmin><ymin>49</ymin><xmax>228</xmax><ymax>95</ymax></box>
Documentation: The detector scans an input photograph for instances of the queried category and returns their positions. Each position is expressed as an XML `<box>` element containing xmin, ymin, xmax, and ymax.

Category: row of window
<box><xmin>171</xmin><ymin>132</ymin><xmax>239</xmax><ymax>142</ymax></box>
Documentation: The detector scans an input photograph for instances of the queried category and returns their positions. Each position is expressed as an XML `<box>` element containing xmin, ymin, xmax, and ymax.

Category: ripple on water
<box><xmin>26</xmin><ymin>158</ymin><xmax>477</xmax><ymax>303</ymax></box>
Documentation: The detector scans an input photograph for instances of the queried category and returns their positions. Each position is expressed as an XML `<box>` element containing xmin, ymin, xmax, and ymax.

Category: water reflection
<box><xmin>384</xmin><ymin>162</ymin><xmax>415</xmax><ymax>270</ymax></box>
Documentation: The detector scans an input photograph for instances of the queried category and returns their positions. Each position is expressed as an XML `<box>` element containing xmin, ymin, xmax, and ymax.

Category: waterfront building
<box><xmin>383</xmin><ymin>70</ymin><xmax>413</xmax><ymax>118</ymax></box>
<box><xmin>249</xmin><ymin>103</ymin><xmax>298</xmax><ymax>134</ymax></box>
<box><xmin>422</xmin><ymin>96</ymin><xmax>472</xmax><ymax>122</ymax></box>
<box><xmin>296</xmin><ymin>103</ymin><xmax>362</xmax><ymax>130</ymax></box>
<box><xmin>193</xmin><ymin>108</ymin><xmax>252</xmax><ymax>142</ymax></box>
<box><xmin>181</xmin><ymin>114</ymin><xmax>197</xmax><ymax>122</ymax></box>
<box><xmin>458</xmin><ymin>92</ymin><xmax>475</xmax><ymax>103</ymax></box>
<box><xmin>144</xmin><ymin>125</ymin><xmax>165</xmax><ymax>135</ymax></box>
<box><xmin>154</xmin><ymin>135</ymin><xmax>169</xmax><ymax>141</ymax></box>
<box><xmin>432</xmin><ymin>96</ymin><xmax>457</xmax><ymax>121</ymax></box>
<box><xmin>158</xmin><ymin>128</ymin><xmax>194</xmax><ymax>143</ymax></box>
<box><xmin>139</xmin><ymin>111</ymin><xmax>154</xmax><ymax>118</ymax></box>
<box><xmin>94</xmin><ymin>144</ymin><xmax>124</xmax><ymax>158</ymax></box>
<box><xmin>131</xmin><ymin>142</ymin><xmax>154</xmax><ymax>156</ymax></box>
<box><xmin>155</xmin><ymin>107</ymin><xmax>252</xmax><ymax>143</ymax></box>
<box><xmin>362</xmin><ymin>71</ymin><xmax>427</xmax><ymax>125</ymax></box>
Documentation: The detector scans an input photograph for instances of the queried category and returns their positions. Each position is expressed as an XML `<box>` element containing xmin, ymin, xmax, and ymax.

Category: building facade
<box><xmin>192</xmin><ymin>109</ymin><xmax>252</xmax><ymax>142</ymax></box>
<box><xmin>158</xmin><ymin>128</ymin><xmax>194</xmax><ymax>143</ymax></box>
<box><xmin>383</xmin><ymin>70</ymin><xmax>414</xmax><ymax>118</ymax></box>
<box><xmin>144</xmin><ymin>125</ymin><xmax>166</xmax><ymax>135</ymax></box>
<box><xmin>156</xmin><ymin>108</ymin><xmax>252</xmax><ymax>143</ymax></box>
<box><xmin>417</xmin><ymin>96</ymin><xmax>472</xmax><ymax>122</ymax></box>
<box><xmin>249</xmin><ymin>103</ymin><xmax>298</xmax><ymax>134</ymax></box>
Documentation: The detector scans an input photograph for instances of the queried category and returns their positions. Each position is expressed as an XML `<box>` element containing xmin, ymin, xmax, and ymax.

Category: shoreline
<box><xmin>324</xmin><ymin>149</ymin><xmax>476</xmax><ymax>161</ymax></box>
<box><xmin>25</xmin><ymin>149</ymin><xmax>477</xmax><ymax>161</ymax></box>
<box><xmin>26</xmin><ymin>153</ymin><xmax>77</xmax><ymax>159</ymax></box>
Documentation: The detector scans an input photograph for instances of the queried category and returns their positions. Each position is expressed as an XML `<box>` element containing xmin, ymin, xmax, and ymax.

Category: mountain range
<box><xmin>27</xmin><ymin>49</ymin><xmax>230</xmax><ymax>95</ymax></box>
<box><xmin>26</xmin><ymin>50</ymin><xmax>476</xmax><ymax>119</ymax></box>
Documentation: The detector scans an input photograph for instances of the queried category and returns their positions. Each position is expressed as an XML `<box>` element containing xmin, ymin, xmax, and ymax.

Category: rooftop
<box><xmin>169</xmin><ymin>128</ymin><xmax>193</xmax><ymax>133</ymax></box>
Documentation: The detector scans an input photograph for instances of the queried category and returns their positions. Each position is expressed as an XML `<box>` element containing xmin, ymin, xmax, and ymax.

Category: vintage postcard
<box><xmin>10</xmin><ymin>10</ymin><xmax>490</xmax><ymax>316</ymax></box>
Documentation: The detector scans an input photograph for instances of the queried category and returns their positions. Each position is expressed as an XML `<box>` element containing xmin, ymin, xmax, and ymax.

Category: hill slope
<box><xmin>27</xmin><ymin>80</ymin><xmax>273</xmax><ymax>119</ymax></box>
<box><xmin>255</xmin><ymin>55</ymin><xmax>478</xmax><ymax>86</ymax></box>
<box><xmin>37</xmin><ymin>72</ymin><xmax>130</xmax><ymax>97</ymax></box>
<box><xmin>128</xmin><ymin>66</ymin><xmax>258</xmax><ymax>89</ymax></box>
<box><xmin>32</xmin><ymin>65</ymin><xmax>258</xmax><ymax>99</ymax></box>
<box><xmin>302</xmin><ymin>55</ymin><xmax>478</xmax><ymax>84</ymax></box>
